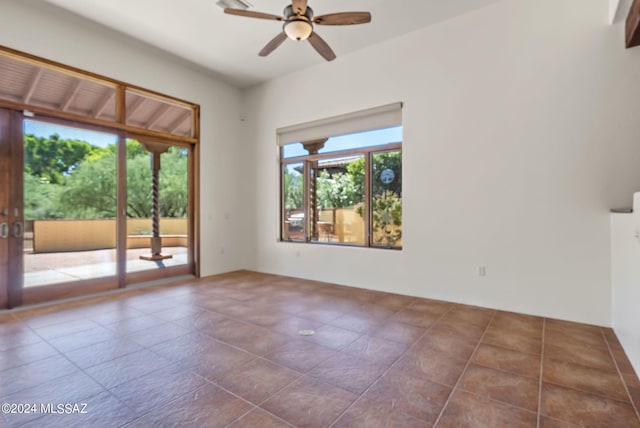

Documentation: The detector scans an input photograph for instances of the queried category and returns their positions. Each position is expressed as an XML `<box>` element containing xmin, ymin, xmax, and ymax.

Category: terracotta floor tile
<box><xmin>612</xmin><ymin>347</ymin><xmax>639</xmax><ymax>376</ymax></box>
<box><xmin>0</xmin><ymin>319</ymin><xmax>28</xmax><ymax>337</ymax></box>
<box><xmin>131</xmin><ymin>383</ymin><xmax>252</xmax><ymax>428</ymax></box>
<box><xmin>441</xmin><ymin>306</ymin><xmax>494</xmax><ymax>328</ymax></box>
<box><xmin>458</xmin><ymin>364</ymin><xmax>539</xmax><ymax>412</ymax></box>
<box><xmin>434</xmin><ymin>317</ymin><xmax>487</xmax><ymax>342</ymax></box>
<box><xmin>540</xmin><ymin>382</ymin><xmax>640</xmax><ymax>427</ymax></box>
<box><xmin>3</xmin><ymin>371</ymin><xmax>105</xmax><ymax>426</ymax></box>
<box><xmin>227</xmin><ymin>409</ymin><xmax>293</xmax><ymax>428</ymax></box>
<box><xmin>333</xmin><ymin>395</ymin><xmax>430</xmax><ymax>428</ymax></box>
<box><xmin>241</xmin><ymin>307</ymin><xmax>291</xmax><ymax>328</ymax></box>
<box><xmin>217</xmin><ymin>358</ymin><xmax>301</xmax><ymax>404</ymax></box>
<box><xmin>394</xmin><ymin>347</ymin><xmax>467</xmax><ymax>387</ymax></box>
<box><xmin>329</xmin><ymin>313</ymin><xmax>384</xmax><ymax>334</ymax></box>
<box><xmin>367</xmin><ymin>368</ymin><xmax>452</xmax><ymax>423</ymax></box>
<box><xmin>264</xmin><ymin>339</ymin><xmax>335</xmax><ymax>373</ymax></box>
<box><xmin>489</xmin><ymin>312</ymin><xmax>543</xmax><ymax>338</ymax></box>
<box><xmin>407</xmin><ymin>298</ymin><xmax>451</xmax><ymax>316</ymax></box>
<box><xmin>18</xmin><ymin>391</ymin><xmax>136</xmax><ymax>428</ymax></box>
<box><xmin>372</xmin><ymin>320</ymin><xmax>426</xmax><ymax>345</ymax></box>
<box><xmin>545</xmin><ymin>328</ymin><xmax>607</xmax><ymax>350</ymax></box>
<box><xmin>262</xmin><ymin>376</ymin><xmax>357</xmax><ymax>428</ymax></box>
<box><xmin>437</xmin><ymin>390</ymin><xmax>537</xmax><ymax>428</ymax></box>
<box><xmin>171</xmin><ymin>308</ymin><xmax>227</xmax><ymax>331</ymax></box>
<box><xmin>84</xmin><ymin>349</ymin><xmax>172</xmax><ymax>389</ymax></box>
<box><xmin>390</xmin><ymin>308</ymin><xmax>441</xmax><ymax>328</ymax></box>
<box><xmin>0</xmin><ymin>354</ymin><xmax>79</xmax><ymax>398</ymax></box>
<box><xmin>543</xmin><ymin>342</ymin><xmax>616</xmax><ymax>373</ymax></box>
<box><xmin>545</xmin><ymin>319</ymin><xmax>603</xmax><ymax>338</ymax></box>
<box><xmin>0</xmin><ymin>328</ymin><xmax>44</xmax><ymax>352</ymax></box>
<box><xmin>543</xmin><ymin>358</ymin><xmax>629</xmax><ymax>402</ymax></box>
<box><xmin>539</xmin><ymin>416</ymin><xmax>582</xmax><ymax>427</ymax></box>
<box><xmin>203</xmin><ymin>317</ymin><xmax>291</xmax><ymax>356</ymax></box>
<box><xmin>624</xmin><ymin>373</ymin><xmax>640</xmax><ymax>411</ymax></box>
<box><xmin>341</xmin><ymin>335</ymin><xmax>408</xmax><ymax>364</ymax></box>
<box><xmin>31</xmin><ymin>318</ymin><xmax>101</xmax><ymax>340</ymax></box>
<box><xmin>0</xmin><ymin>340</ymin><xmax>59</xmax><ymax>372</ymax></box>
<box><xmin>416</xmin><ymin>327</ymin><xmax>478</xmax><ymax>361</ymax></box>
<box><xmin>269</xmin><ymin>315</ymin><xmax>324</xmax><ymax>338</ymax></box>
<box><xmin>109</xmin><ymin>364</ymin><xmax>207</xmax><ymax>415</ymax></box>
<box><xmin>63</xmin><ymin>337</ymin><xmax>143</xmax><ymax>369</ymax></box>
<box><xmin>297</xmin><ymin>306</ymin><xmax>348</xmax><ymax>324</ymax></box>
<box><xmin>308</xmin><ymin>352</ymin><xmax>387</xmax><ymax>394</ymax></box>
<box><xmin>367</xmin><ymin>293</ymin><xmax>416</xmax><ymax>310</ymax></box>
<box><xmin>482</xmin><ymin>326</ymin><xmax>542</xmax><ymax>355</ymax></box>
<box><xmin>302</xmin><ymin>324</ymin><xmax>361</xmax><ymax>350</ymax></box>
<box><xmin>47</xmin><ymin>325</ymin><xmax>119</xmax><ymax>353</ymax></box>
<box><xmin>123</xmin><ymin>321</ymin><xmax>188</xmax><ymax>348</ymax></box>
<box><xmin>103</xmin><ymin>314</ymin><xmax>164</xmax><ymax>335</ymax></box>
<box><xmin>151</xmin><ymin>333</ymin><xmax>255</xmax><ymax>381</ymax></box>
<box><xmin>2</xmin><ymin>272</ymin><xmax>639</xmax><ymax>428</ymax></box>
<box><xmin>472</xmin><ymin>343</ymin><xmax>541</xmax><ymax>379</ymax></box>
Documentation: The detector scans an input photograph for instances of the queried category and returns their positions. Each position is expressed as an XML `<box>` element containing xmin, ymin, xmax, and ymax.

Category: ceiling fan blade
<box><xmin>308</xmin><ymin>32</ymin><xmax>336</xmax><ymax>61</ymax></box>
<box><xmin>292</xmin><ymin>0</ymin><xmax>308</xmax><ymax>15</ymax></box>
<box><xmin>314</xmin><ymin>12</ymin><xmax>372</xmax><ymax>26</ymax></box>
<box><xmin>224</xmin><ymin>8</ymin><xmax>284</xmax><ymax>21</ymax></box>
<box><xmin>259</xmin><ymin>32</ymin><xmax>288</xmax><ymax>57</ymax></box>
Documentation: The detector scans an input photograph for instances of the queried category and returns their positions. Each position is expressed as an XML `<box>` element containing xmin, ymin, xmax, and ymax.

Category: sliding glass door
<box><xmin>0</xmin><ymin>112</ymin><xmax>194</xmax><ymax>308</ymax></box>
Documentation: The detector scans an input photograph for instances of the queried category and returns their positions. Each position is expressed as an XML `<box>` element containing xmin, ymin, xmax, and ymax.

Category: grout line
<box><xmin>431</xmin><ymin>310</ymin><xmax>498</xmax><ymax>427</ymax></box>
<box><xmin>537</xmin><ymin>318</ymin><xmax>546</xmax><ymax>428</ymax></box>
<box><xmin>600</xmin><ymin>328</ymin><xmax>640</xmax><ymax>423</ymax></box>
<box><xmin>327</xmin><ymin>304</ymin><xmax>455</xmax><ymax>428</ymax></box>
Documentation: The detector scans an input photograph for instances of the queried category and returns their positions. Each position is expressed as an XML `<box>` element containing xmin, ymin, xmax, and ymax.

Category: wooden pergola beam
<box><xmin>627</xmin><ymin>0</ymin><xmax>640</xmax><ymax>47</ymax></box>
<box><xmin>22</xmin><ymin>68</ymin><xmax>43</xmax><ymax>104</ymax></box>
<box><xmin>92</xmin><ymin>90</ymin><xmax>115</xmax><ymax>118</ymax></box>
<box><xmin>145</xmin><ymin>104</ymin><xmax>170</xmax><ymax>130</ymax></box>
<box><xmin>60</xmin><ymin>79</ymin><xmax>82</xmax><ymax>112</ymax></box>
<box><xmin>167</xmin><ymin>110</ymin><xmax>191</xmax><ymax>134</ymax></box>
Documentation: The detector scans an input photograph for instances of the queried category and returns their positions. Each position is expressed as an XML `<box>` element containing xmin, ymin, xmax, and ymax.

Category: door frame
<box><xmin>2</xmin><ymin>112</ymin><xmax>197</xmax><ymax>308</ymax></box>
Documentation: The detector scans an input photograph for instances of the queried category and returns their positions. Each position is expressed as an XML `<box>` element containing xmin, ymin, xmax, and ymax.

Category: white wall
<box><xmin>245</xmin><ymin>0</ymin><xmax>640</xmax><ymax>326</ymax></box>
<box><xmin>0</xmin><ymin>0</ymin><xmax>251</xmax><ymax>276</ymax></box>
<box><xmin>611</xmin><ymin>195</ymin><xmax>640</xmax><ymax>376</ymax></box>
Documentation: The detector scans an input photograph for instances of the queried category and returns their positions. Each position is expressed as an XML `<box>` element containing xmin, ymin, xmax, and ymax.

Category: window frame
<box><xmin>280</xmin><ymin>141</ymin><xmax>402</xmax><ymax>249</ymax></box>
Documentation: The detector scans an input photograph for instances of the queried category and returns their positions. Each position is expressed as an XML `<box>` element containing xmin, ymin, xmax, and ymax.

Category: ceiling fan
<box><xmin>224</xmin><ymin>0</ymin><xmax>371</xmax><ymax>61</ymax></box>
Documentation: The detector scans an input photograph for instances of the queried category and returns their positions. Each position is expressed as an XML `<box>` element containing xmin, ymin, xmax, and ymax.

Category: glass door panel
<box><xmin>22</xmin><ymin>120</ymin><xmax>118</xmax><ymax>288</ymax></box>
<box><xmin>125</xmin><ymin>139</ymin><xmax>189</xmax><ymax>274</ymax></box>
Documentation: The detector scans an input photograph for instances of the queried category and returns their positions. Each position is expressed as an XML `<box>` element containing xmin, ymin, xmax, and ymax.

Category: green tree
<box><xmin>59</xmin><ymin>152</ymin><xmax>117</xmax><ymax>219</ymax></box>
<box><xmin>316</xmin><ymin>169</ymin><xmax>362</xmax><ymax>208</ymax></box>
<box><xmin>283</xmin><ymin>166</ymin><xmax>304</xmax><ymax>209</ymax></box>
<box><xmin>23</xmin><ymin>174</ymin><xmax>64</xmax><ymax>220</ymax></box>
<box><xmin>24</xmin><ymin>133</ymin><xmax>105</xmax><ymax>184</ymax></box>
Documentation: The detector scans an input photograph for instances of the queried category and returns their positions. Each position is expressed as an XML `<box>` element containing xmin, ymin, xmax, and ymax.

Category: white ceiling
<box><xmin>43</xmin><ymin>0</ymin><xmax>504</xmax><ymax>88</ymax></box>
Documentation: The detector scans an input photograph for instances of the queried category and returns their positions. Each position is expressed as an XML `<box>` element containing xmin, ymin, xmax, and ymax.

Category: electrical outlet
<box><xmin>478</xmin><ymin>265</ymin><xmax>486</xmax><ymax>277</ymax></box>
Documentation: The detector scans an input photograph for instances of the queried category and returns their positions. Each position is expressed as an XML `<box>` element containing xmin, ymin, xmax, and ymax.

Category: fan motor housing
<box><xmin>283</xmin><ymin>5</ymin><xmax>314</xmax><ymax>40</ymax></box>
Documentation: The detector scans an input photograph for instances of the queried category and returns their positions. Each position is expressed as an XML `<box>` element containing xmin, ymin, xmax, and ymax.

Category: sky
<box><xmin>24</xmin><ymin>120</ymin><xmax>117</xmax><ymax>148</ymax></box>
<box><xmin>282</xmin><ymin>126</ymin><xmax>403</xmax><ymax>159</ymax></box>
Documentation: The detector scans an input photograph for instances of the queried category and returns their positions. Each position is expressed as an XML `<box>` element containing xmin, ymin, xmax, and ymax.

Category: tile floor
<box><xmin>1</xmin><ymin>270</ymin><xmax>639</xmax><ymax>427</ymax></box>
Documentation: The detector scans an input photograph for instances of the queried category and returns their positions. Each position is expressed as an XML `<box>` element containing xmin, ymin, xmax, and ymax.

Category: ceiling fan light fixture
<box><xmin>284</xmin><ymin>19</ymin><xmax>313</xmax><ymax>40</ymax></box>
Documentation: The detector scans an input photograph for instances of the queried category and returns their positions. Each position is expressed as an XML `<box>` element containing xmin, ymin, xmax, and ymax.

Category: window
<box><xmin>279</xmin><ymin>104</ymin><xmax>402</xmax><ymax>249</ymax></box>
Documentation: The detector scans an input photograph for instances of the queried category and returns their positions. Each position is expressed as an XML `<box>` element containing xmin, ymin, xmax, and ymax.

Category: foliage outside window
<box><xmin>24</xmin><ymin>133</ymin><xmax>188</xmax><ymax>222</ymax></box>
<box><xmin>281</xmin><ymin>127</ymin><xmax>402</xmax><ymax>249</ymax></box>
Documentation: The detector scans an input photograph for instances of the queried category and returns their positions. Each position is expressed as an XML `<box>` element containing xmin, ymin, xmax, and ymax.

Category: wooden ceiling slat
<box><xmin>60</xmin><ymin>79</ymin><xmax>83</xmax><ymax>112</ymax></box>
<box><xmin>92</xmin><ymin>90</ymin><xmax>115</xmax><ymax>118</ymax></box>
<box><xmin>22</xmin><ymin>68</ymin><xmax>43</xmax><ymax>104</ymax></box>
<box><xmin>167</xmin><ymin>110</ymin><xmax>192</xmax><ymax>134</ymax></box>
<box><xmin>146</xmin><ymin>104</ymin><xmax>171</xmax><ymax>129</ymax></box>
<box><xmin>126</xmin><ymin>96</ymin><xmax>147</xmax><ymax>120</ymax></box>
